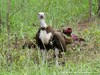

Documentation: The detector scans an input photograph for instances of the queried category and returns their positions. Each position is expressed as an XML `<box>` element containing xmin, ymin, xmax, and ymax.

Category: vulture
<box><xmin>36</xmin><ymin>12</ymin><xmax>66</xmax><ymax>65</ymax></box>
<box><xmin>63</xmin><ymin>27</ymin><xmax>85</xmax><ymax>42</ymax></box>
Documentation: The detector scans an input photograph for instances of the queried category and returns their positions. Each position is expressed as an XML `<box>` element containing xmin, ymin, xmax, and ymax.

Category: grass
<box><xmin>0</xmin><ymin>60</ymin><xmax>100</xmax><ymax>75</ymax></box>
<box><xmin>0</xmin><ymin>0</ymin><xmax>100</xmax><ymax>75</ymax></box>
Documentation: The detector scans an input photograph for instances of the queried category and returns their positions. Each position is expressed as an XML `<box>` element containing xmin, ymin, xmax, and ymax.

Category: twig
<box><xmin>10</xmin><ymin>0</ymin><xmax>25</xmax><ymax>18</ymax></box>
<box><xmin>14</xmin><ymin>33</ymin><xmax>17</xmax><ymax>49</ymax></box>
<box><xmin>10</xmin><ymin>4</ymin><xmax>24</xmax><ymax>18</ymax></box>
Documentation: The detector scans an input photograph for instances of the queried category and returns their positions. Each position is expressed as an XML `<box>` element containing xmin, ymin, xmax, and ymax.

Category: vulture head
<box><xmin>38</xmin><ymin>12</ymin><xmax>47</xmax><ymax>27</ymax></box>
<box><xmin>63</xmin><ymin>27</ymin><xmax>85</xmax><ymax>42</ymax></box>
<box><xmin>38</xmin><ymin>12</ymin><xmax>45</xmax><ymax>19</ymax></box>
<box><xmin>63</xmin><ymin>27</ymin><xmax>72</xmax><ymax>36</ymax></box>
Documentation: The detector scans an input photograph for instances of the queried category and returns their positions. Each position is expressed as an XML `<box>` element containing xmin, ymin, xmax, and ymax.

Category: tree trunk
<box><xmin>6</xmin><ymin>0</ymin><xmax>11</xmax><ymax>56</ymax></box>
<box><xmin>89</xmin><ymin>0</ymin><xmax>92</xmax><ymax>21</ymax></box>
<box><xmin>6</xmin><ymin>0</ymin><xmax>12</xmax><ymax>71</ymax></box>
<box><xmin>98</xmin><ymin>0</ymin><xmax>100</xmax><ymax>17</ymax></box>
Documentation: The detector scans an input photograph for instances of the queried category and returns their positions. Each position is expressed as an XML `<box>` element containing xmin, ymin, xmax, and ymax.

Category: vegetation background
<box><xmin>0</xmin><ymin>0</ymin><xmax>100</xmax><ymax>75</ymax></box>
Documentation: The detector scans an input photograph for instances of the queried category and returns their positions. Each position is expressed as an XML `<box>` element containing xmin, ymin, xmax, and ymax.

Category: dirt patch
<box><xmin>77</xmin><ymin>19</ymin><xmax>100</xmax><ymax>31</ymax></box>
<box><xmin>77</xmin><ymin>20</ymin><xmax>92</xmax><ymax>31</ymax></box>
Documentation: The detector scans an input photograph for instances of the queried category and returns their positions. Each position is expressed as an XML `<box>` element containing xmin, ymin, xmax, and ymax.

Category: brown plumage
<box><xmin>36</xmin><ymin>26</ymin><xmax>66</xmax><ymax>52</ymax></box>
<box><xmin>36</xmin><ymin>26</ymin><xmax>55</xmax><ymax>50</ymax></box>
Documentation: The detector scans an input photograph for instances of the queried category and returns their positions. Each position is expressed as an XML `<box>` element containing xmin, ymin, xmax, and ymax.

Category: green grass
<box><xmin>0</xmin><ymin>0</ymin><xmax>100</xmax><ymax>75</ymax></box>
<box><xmin>0</xmin><ymin>60</ymin><xmax>100</xmax><ymax>75</ymax></box>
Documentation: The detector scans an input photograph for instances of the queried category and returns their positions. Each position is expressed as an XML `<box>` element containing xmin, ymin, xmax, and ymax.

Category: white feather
<box><xmin>39</xmin><ymin>30</ymin><xmax>52</xmax><ymax>44</ymax></box>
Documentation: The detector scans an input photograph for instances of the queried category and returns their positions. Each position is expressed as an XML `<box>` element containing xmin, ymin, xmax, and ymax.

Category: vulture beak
<box><xmin>40</xmin><ymin>15</ymin><xmax>44</xmax><ymax>19</ymax></box>
<box><xmin>38</xmin><ymin>12</ymin><xmax>45</xmax><ymax>19</ymax></box>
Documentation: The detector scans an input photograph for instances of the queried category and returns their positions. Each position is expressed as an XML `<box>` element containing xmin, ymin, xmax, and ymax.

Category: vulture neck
<box><xmin>40</xmin><ymin>19</ymin><xmax>47</xmax><ymax>28</ymax></box>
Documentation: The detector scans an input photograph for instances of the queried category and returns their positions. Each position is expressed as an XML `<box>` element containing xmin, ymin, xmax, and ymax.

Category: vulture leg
<box><xmin>55</xmin><ymin>48</ymin><xmax>59</xmax><ymax>66</ymax></box>
<box><xmin>41</xmin><ymin>49</ymin><xmax>46</xmax><ymax>64</ymax></box>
